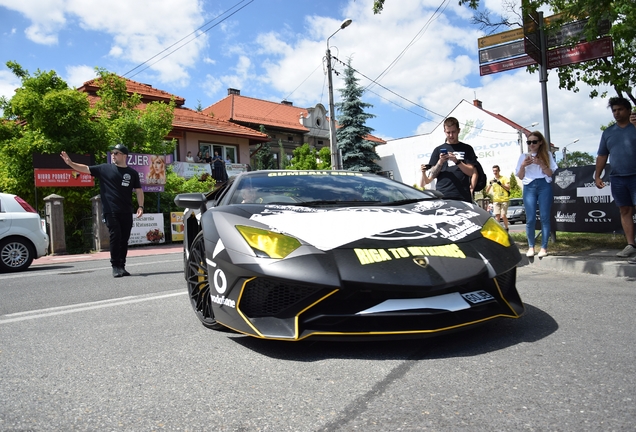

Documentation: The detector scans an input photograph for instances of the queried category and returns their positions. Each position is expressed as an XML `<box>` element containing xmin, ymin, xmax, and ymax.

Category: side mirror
<box><xmin>174</xmin><ymin>193</ymin><xmax>207</xmax><ymax>214</ymax></box>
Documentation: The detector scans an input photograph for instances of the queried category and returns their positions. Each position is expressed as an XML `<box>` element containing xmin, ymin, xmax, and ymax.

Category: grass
<box><xmin>510</xmin><ymin>231</ymin><xmax>627</xmax><ymax>255</ymax></box>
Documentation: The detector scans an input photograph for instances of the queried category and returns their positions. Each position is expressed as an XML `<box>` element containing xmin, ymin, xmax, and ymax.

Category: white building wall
<box><xmin>377</xmin><ymin>100</ymin><xmax>525</xmax><ymax>187</ymax></box>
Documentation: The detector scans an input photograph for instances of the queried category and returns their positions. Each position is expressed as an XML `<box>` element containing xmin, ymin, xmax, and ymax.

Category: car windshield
<box><xmin>228</xmin><ymin>171</ymin><xmax>434</xmax><ymax>205</ymax></box>
<box><xmin>510</xmin><ymin>199</ymin><xmax>523</xmax><ymax>206</ymax></box>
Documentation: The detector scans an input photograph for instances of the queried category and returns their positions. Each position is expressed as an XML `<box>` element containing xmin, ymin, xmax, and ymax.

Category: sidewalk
<box><xmin>32</xmin><ymin>243</ymin><xmax>636</xmax><ymax>279</ymax></box>
<box><xmin>519</xmin><ymin>248</ymin><xmax>636</xmax><ymax>279</ymax></box>
<box><xmin>32</xmin><ymin>243</ymin><xmax>183</xmax><ymax>266</ymax></box>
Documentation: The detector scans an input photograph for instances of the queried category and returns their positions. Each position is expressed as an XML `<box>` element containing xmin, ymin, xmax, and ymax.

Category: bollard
<box><xmin>91</xmin><ymin>195</ymin><xmax>110</xmax><ymax>252</ymax></box>
<box><xmin>44</xmin><ymin>194</ymin><xmax>66</xmax><ymax>255</ymax></box>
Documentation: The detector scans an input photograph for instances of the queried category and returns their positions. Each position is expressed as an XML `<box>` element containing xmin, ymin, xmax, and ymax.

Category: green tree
<box><xmin>0</xmin><ymin>62</ymin><xmax>177</xmax><ymax>252</ymax></box>
<box><xmin>372</xmin><ymin>0</ymin><xmax>636</xmax><ymax>103</ymax></box>
<box><xmin>336</xmin><ymin>59</ymin><xmax>382</xmax><ymax>173</ymax></box>
<box><xmin>287</xmin><ymin>144</ymin><xmax>331</xmax><ymax>170</ymax></box>
<box><xmin>558</xmin><ymin>150</ymin><xmax>595</xmax><ymax>168</ymax></box>
<box><xmin>509</xmin><ymin>172</ymin><xmax>522</xmax><ymax>198</ymax></box>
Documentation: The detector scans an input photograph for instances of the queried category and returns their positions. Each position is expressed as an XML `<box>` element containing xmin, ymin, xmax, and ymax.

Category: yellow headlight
<box><xmin>236</xmin><ymin>225</ymin><xmax>301</xmax><ymax>259</ymax></box>
<box><xmin>480</xmin><ymin>218</ymin><xmax>511</xmax><ymax>247</ymax></box>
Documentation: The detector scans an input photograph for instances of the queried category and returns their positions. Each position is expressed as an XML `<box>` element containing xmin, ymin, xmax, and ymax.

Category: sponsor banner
<box><xmin>551</xmin><ymin>165</ymin><xmax>622</xmax><ymax>233</ymax></box>
<box><xmin>109</xmin><ymin>153</ymin><xmax>174</xmax><ymax>192</ymax></box>
<box><xmin>170</xmin><ymin>211</ymin><xmax>184</xmax><ymax>242</ymax></box>
<box><xmin>171</xmin><ymin>161</ymin><xmax>212</xmax><ymax>179</ymax></box>
<box><xmin>34</xmin><ymin>168</ymin><xmax>95</xmax><ymax>187</ymax></box>
<box><xmin>129</xmin><ymin>213</ymin><xmax>165</xmax><ymax>245</ymax></box>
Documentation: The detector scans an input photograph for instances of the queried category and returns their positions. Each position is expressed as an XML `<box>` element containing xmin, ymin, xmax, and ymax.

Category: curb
<box><xmin>519</xmin><ymin>253</ymin><xmax>636</xmax><ymax>279</ymax></box>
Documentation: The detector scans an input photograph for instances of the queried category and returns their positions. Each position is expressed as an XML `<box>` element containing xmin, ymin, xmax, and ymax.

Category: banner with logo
<box><xmin>34</xmin><ymin>168</ymin><xmax>95</xmax><ymax>187</ymax></box>
<box><xmin>552</xmin><ymin>165</ymin><xmax>622</xmax><ymax>233</ymax></box>
<box><xmin>171</xmin><ymin>161</ymin><xmax>212</xmax><ymax>179</ymax></box>
<box><xmin>109</xmin><ymin>153</ymin><xmax>174</xmax><ymax>192</ymax></box>
<box><xmin>129</xmin><ymin>213</ymin><xmax>165</xmax><ymax>245</ymax></box>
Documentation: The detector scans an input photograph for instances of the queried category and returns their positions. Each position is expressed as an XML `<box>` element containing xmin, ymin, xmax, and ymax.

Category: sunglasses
<box><xmin>526</xmin><ymin>140</ymin><xmax>541</xmax><ymax>145</ymax></box>
<box><xmin>112</xmin><ymin>151</ymin><xmax>123</xmax><ymax>156</ymax></box>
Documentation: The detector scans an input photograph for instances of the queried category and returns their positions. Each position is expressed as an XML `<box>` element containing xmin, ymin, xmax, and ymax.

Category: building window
<box><xmin>287</xmin><ymin>136</ymin><xmax>293</xmax><ymax>142</ymax></box>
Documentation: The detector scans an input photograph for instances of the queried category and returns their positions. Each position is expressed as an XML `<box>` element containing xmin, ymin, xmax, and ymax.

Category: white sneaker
<box><xmin>616</xmin><ymin>245</ymin><xmax>636</xmax><ymax>257</ymax></box>
<box><xmin>537</xmin><ymin>249</ymin><xmax>548</xmax><ymax>258</ymax></box>
<box><xmin>526</xmin><ymin>248</ymin><xmax>535</xmax><ymax>257</ymax></box>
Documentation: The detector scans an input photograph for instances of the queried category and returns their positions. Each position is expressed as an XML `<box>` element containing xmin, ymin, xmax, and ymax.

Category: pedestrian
<box><xmin>425</xmin><ymin>117</ymin><xmax>478</xmax><ymax>202</ymax></box>
<box><xmin>185</xmin><ymin>151</ymin><xmax>195</xmax><ymax>162</ymax></box>
<box><xmin>486</xmin><ymin>165</ymin><xmax>511</xmax><ymax>230</ymax></box>
<box><xmin>60</xmin><ymin>144</ymin><xmax>144</xmax><ymax>277</ymax></box>
<box><xmin>516</xmin><ymin>131</ymin><xmax>557</xmax><ymax>258</ymax></box>
<box><xmin>594</xmin><ymin>96</ymin><xmax>636</xmax><ymax>259</ymax></box>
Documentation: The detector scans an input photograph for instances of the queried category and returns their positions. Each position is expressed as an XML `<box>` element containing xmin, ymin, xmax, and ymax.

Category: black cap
<box><xmin>109</xmin><ymin>143</ymin><xmax>129</xmax><ymax>155</ymax></box>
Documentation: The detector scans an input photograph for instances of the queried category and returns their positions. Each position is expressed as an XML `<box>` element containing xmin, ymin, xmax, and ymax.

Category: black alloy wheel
<box><xmin>185</xmin><ymin>231</ymin><xmax>224</xmax><ymax>330</ymax></box>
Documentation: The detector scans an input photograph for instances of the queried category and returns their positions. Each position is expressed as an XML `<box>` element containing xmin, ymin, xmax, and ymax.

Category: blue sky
<box><xmin>0</xmin><ymin>0</ymin><xmax>612</xmax><ymax>159</ymax></box>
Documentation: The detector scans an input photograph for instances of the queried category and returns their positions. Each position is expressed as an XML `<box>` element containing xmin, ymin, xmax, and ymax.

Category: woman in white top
<box><xmin>516</xmin><ymin>131</ymin><xmax>558</xmax><ymax>258</ymax></box>
<box><xmin>185</xmin><ymin>151</ymin><xmax>195</xmax><ymax>162</ymax></box>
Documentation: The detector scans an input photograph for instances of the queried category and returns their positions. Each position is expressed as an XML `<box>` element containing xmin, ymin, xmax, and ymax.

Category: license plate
<box><xmin>461</xmin><ymin>290</ymin><xmax>495</xmax><ymax>304</ymax></box>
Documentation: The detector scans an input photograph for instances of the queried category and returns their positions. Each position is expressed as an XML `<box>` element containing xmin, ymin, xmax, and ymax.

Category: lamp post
<box><xmin>326</xmin><ymin>19</ymin><xmax>352</xmax><ymax>170</ymax></box>
<box><xmin>517</xmin><ymin>122</ymin><xmax>539</xmax><ymax>155</ymax></box>
<box><xmin>562</xmin><ymin>138</ymin><xmax>579</xmax><ymax>166</ymax></box>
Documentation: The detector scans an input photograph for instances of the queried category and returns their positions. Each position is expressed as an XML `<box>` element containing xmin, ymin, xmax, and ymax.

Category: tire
<box><xmin>0</xmin><ymin>237</ymin><xmax>34</xmax><ymax>272</ymax></box>
<box><xmin>185</xmin><ymin>231</ymin><xmax>224</xmax><ymax>330</ymax></box>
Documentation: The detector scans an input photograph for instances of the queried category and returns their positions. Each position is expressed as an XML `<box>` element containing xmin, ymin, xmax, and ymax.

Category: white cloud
<box><xmin>0</xmin><ymin>69</ymin><xmax>21</xmax><ymax>101</ymax></box>
<box><xmin>65</xmin><ymin>65</ymin><xmax>98</xmax><ymax>88</ymax></box>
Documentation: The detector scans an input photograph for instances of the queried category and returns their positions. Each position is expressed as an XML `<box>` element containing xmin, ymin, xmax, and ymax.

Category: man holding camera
<box><xmin>486</xmin><ymin>165</ymin><xmax>510</xmax><ymax>230</ymax></box>
<box><xmin>422</xmin><ymin>117</ymin><xmax>477</xmax><ymax>202</ymax></box>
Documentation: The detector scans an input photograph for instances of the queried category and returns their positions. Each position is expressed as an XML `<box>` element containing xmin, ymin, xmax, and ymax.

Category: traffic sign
<box><xmin>479</xmin><ymin>55</ymin><xmax>537</xmax><ymax>76</ymax></box>
<box><xmin>547</xmin><ymin>36</ymin><xmax>614</xmax><ymax>69</ymax></box>
<box><xmin>547</xmin><ymin>19</ymin><xmax>588</xmax><ymax>48</ymax></box>
<box><xmin>478</xmin><ymin>28</ymin><xmax>524</xmax><ymax>49</ymax></box>
<box><xmin>479</xmin><ymin>40</ymin><xmax>526</xmax><ymax>64</ymax></box>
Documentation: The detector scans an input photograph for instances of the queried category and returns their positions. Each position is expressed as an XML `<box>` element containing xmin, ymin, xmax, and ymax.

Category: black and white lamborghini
<box><xmin>174</xmin><ymin>170</ymin><xmax>524</xmax><ymax>341</ymax></box>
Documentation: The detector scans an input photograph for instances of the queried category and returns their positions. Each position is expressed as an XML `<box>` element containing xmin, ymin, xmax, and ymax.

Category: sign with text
<box><xmin>479</xmin><ymin>54</ymin><xmax>537</xmax><ymax>76</ymax></box>
<box><xmin>109</xmin><ymin>153</ymin><xmax>174</xmax><ymax>192</ymax></box>
<box><xmin>129</xmin><ymin>213</ymin><xmax>165</xmax><ymax>246</ymax></box>
<box><xmin>170</xmin><ymin>212</ymin><xmax>184</xmax><ymax>242</ymax></box>
<box><xmin>478</xmin><ymin>28</ymin><xmax>524</xmax><ymax>49</ymax></box>
<box><xmin>479</xmin><ymin>40</ymin><xmax>526</xmax><ymax>64</ymax></box>
<box><xmin>34</xmin><ymin>168</ymin><xmax>95</xmax><ymax>187</ymax></box>
<box><xmin>552</xmin><ymin>165</ymin><xmax>622</xmax><ymax>233</ymax></box>
<box><xmin>547</xmin><ymin>37</ymin><xmax>613</xmax><ymax>69</ymax></box>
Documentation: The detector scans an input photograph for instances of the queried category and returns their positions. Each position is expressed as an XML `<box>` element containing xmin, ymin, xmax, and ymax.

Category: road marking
<box><xmin>0</xmin><ymin>290</ymin><xmax>187</xmax><ymax>324</ymax></box>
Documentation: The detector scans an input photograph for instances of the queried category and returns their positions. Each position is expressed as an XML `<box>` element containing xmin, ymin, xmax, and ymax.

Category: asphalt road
<box><xmin>1</xmin><ymin>254</ymin><xmax>634</xmax><ymax>431</ymax></box>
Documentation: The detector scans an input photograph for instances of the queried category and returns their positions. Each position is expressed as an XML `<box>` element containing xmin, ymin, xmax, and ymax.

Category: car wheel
<box><xmin>185</xmin><ymin>231</ymin><xmax>224</xmax><ymax>330</ymax></box>
<box><xmin>0</xmin><ymin>237</ymin><xmax>34</xmax><ymax>272</ymax></box>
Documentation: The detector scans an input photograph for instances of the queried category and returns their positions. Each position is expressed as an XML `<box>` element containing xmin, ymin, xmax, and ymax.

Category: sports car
<box><xmin>174</xmin><ymin>170</ymin><xmax>524</xmax><ymax>341</ymax></box>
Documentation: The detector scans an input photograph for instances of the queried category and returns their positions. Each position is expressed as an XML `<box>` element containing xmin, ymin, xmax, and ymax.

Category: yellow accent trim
<box><xmin>226</xmin><ymin>276</ymin><xmax>524</xmax><ymax>341</ymax></box>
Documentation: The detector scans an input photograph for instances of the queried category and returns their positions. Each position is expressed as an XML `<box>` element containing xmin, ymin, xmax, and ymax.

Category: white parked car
<box><xmin>0</xmin><ymin>193</ymin><xmax>49</xmax><ymax>272</ymax></box>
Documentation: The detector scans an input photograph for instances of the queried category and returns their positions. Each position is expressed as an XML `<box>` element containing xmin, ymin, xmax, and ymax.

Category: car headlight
<box><xmin>236</xmin><ymin>225</ymin><xmax>301</xmax><ymax>259</ymax></box>
<box><xmin>480</xmin><ymin>218</ymin><xmax>511</xmax><ymax>247</ymax></box>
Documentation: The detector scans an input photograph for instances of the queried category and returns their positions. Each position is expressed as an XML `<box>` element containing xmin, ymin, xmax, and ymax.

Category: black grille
<box><xmin>240</xmin><ymin>279</ymin><xmax>323</xmax><ymax>317</ymax></box>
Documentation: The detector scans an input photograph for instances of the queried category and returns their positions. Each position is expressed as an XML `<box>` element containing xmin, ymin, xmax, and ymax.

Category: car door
<box><xmin>0</xmin><ymin>195</ymin><xmax>12</xmax><ymax>237</ymax></box>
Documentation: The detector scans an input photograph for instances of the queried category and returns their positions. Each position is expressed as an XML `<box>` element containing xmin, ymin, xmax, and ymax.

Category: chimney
<box><xmin>473</xmin><ymin>99</ymin><xmax>483</xmax><ymax>109</ymax></box>
<box><xmin>228</xmin><ymin>88</ymin><xmax>240</xmax><ymax>95</ymax></box>
<box><xmin>281</xmin><ymin>101</ymin><xmax>293</xmax><ymax>106</ymax></box>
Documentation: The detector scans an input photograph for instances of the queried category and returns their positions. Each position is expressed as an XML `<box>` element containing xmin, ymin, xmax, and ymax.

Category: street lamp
<box><xmin>517</xmin><ymin>122</ymin><xmax>539</xmax><ymax>155</ymax></box>
<box><xmin>326</xmin><ymin>19</ymin><xmax>352</xmax><ymax>170</ymax></box>
<box><xmin>562</xmin><ymin>138</ymin><xmax>579</xmax><ymax>166</ymax></box>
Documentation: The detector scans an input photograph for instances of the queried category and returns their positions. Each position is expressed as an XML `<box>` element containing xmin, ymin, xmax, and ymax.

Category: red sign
<box><xmin>479</xmin><ymin>54</ymin><xmax>537</xmax><ymax>76</ymax></box>
<box><xmin>547</xmin><ymin>37</ymin><xmax>613</xmax><ymax>69</ymax></box>
<box><xmin>34</xmin><ymin>169</ymin><xmax>95</xmax><ymax>187</ymax></box>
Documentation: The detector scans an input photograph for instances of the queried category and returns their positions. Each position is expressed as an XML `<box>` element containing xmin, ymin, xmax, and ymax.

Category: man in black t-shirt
<box><xmin>61</xmin><ymin>144</ymin><xmax>144</xmax><ymax>277</ymax></box>
<box><xmin>421</xmin><ymin>117</ymin><xmax>478</xmax><ymax>202</ymax></box>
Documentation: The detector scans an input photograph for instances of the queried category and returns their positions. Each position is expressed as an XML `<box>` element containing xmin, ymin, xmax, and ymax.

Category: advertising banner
<box><xmin>129</xmin><ymin>213</ymin><xmax>165</xmax><ymax>245</ymax></box>
<box><xmin>170</xmin><ymin>212</ymin><xmax>184</xmax><ymax>242</ymax></box>
<box><xmin>34</xmin><ymin>168</ymin><xmax>95</xmax><ymax>187</ymax></box>
<box><xmin>109</xmin><ymin>153</ymin><xmax>174</xmax><ymax>192</ymax></box>
<box><xmin>552</xmin><ymin>165</ymin><xmax>622</xmax><ymax>233</ymax></box>
<box><xmin>171</xmin><ymin>161</ymin><xmax>212</xmax><ymax>179</ymax></box>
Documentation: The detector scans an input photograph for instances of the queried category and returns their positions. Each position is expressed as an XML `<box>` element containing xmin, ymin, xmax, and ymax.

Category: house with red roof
<box><xmin>204</xmin><ymin>88</ymin><xmax>386</xmax><ymax>168</ymax></box>
<box><xmin>77</xmin><ymin>79</ymin><xmax>269</xmax><ymax>165</ymax></box>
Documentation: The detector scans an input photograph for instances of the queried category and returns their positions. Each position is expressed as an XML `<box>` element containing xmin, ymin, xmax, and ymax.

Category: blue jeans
<box><xmin>523</xmin><ymin>178</ymin><xmax>553</xmax><ymax>249</ymax></box>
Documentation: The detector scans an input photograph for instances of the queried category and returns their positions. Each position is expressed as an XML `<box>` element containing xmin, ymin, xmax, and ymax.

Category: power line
<box><xmin>123</xmin><ymin>0</ymin><xmax>254</xmax><ymax>79</ymax></box>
